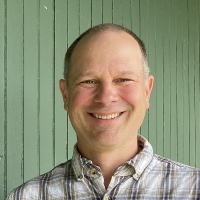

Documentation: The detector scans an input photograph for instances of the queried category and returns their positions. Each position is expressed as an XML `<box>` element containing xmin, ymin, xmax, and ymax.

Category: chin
<box><xmin>91</xmin><ymin>132</ymin><xmax>121</xmax><ymax>147</ymax></box>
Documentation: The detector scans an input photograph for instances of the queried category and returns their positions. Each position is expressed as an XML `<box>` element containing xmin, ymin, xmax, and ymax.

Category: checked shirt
<box><xmin>7</xmin><ymin>135</ymin><xmax>200</xmax><ymax>200</ymax></box>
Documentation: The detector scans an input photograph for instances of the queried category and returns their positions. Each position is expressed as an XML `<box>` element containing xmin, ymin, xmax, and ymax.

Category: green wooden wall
<box><xmin>0</xmin><ymin>0</ymin><xmax>199</xmax><ymax>199</ymax></box>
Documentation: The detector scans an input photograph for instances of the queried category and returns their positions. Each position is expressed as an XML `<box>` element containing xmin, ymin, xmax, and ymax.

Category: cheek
<box><xmin>119</xmin><ymin>86</ymin><xmax>142</xmax><ymax>106</ymax></box>
<box><xmin>69</xmin><ymin>88</ymin><xmax>93</xmax><ymax>108</ymax></box>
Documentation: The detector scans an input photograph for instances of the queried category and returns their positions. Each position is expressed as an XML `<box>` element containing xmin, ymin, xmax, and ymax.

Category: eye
<box><xmin>80</xmin><ymin>80</ymin><xmax>97</xmax><ymax>84</ymax></box>
<box><xmin>120</xmin><ymin>79</ymin><xmax>129</xmax><ymax>82</ymax></box>
<box><xmin>116</xmin><ymin>78</ymin><xmax>132</xmax><ymax>82</ymax></box>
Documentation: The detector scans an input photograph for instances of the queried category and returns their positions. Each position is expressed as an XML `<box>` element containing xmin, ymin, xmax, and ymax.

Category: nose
<box><xmin>94</xmin><ymin>82</ymin><xmax>119</xmax><ymax>106</ymax></box>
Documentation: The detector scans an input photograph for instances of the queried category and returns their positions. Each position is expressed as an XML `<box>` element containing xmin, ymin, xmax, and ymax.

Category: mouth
<box><xmin>90</xmin><ymin>112</ymin><xmax>122</xmax><ymax>120</ymax></box>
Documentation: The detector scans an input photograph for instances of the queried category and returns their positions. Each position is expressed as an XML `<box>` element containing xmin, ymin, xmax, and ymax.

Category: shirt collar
<box><xmin>130</xmin><ymin>135</ymin><xmax>154</xmax><ymax>180</ymax></box>
<box><xmin>71</xmin><ymin>135</ymin><xmax>153</xmax><ymax>181</ymax></box>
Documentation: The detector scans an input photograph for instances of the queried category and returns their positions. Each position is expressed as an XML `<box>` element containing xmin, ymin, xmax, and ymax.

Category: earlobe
<box><xmin>145</xmin><ymin>75</ymin><xmax>154</xmax><ymax>109</ymax></box>
<box><xmin>59</xmin><ymin>79</ymin><xmax>68</xmax><ymax>111</ymax></box>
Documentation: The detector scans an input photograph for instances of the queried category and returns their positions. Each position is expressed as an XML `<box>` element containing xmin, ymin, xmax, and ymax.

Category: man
<box><xmin>7</xmin><ymin>23</ymin><xmax>200</xmax><ymax>199</ymax></box>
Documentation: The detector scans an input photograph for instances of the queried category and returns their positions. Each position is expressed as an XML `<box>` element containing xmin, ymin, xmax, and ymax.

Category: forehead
<box><xmin>69</xmin><ymin>30</ymin><xmax>143</xmax><ymax>78</ymax></box>
<box><xmin>72</xmin><ymin>30</ymin><xmax>142</xmax><ymax>60</ymax></box>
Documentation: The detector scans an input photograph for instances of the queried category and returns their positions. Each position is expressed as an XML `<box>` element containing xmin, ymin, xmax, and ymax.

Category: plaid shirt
<box><xmin>7</xmin><ymin>135</ymin><xmax>200</xmax><ymax>200</ymax></box>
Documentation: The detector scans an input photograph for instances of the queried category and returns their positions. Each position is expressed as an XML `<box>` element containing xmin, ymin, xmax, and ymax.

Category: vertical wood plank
<box><xmin>55</xmin><ymin>0</ymin><xmax>68</xmax><ymax>165</ymax></box>
<box><xmin>176</xmin><ymin>0</ymin><xmax>184</xmax><ymax>164</ymax></box>
<box><xmin>131</xmin><ymin>0</ymin><xmax>140</xmax><ymax>36</ymax></box>
<box><xmin>102</xmin><ymin>0</ymin><xmax>113</xmax><ymax>23</ymax></box>
<box><xmin>67</xmin><ymin>0</ymin><xmax>79</xmax><ymax>159</ymax></box>
<box><xmin>147</xmin><ymin>0</ymin><xmax>157</xmax><ymax>152</ymax></box>
<box><xmin>139</xmin><ymin>0</ymin><xmax>148</xmax><ymax>48</ymax></box>
<box><xmin>39</xmin><ymin>0</ymin><xmax>55</xmax><ymax>174</ymax></box>
<box><xmin>182</xmin><ymin>0</ymin><xmax>190</xmax><ymax>166</ymax></box>
<box><xmin>6</xmin><ymin>0</ymin><xmax>24</xmax><ymax>193</ymax></box>
<box><xmin>194</xmin><ymin>0</ymin><xmax>200</xmax><ymax>168</ymax></box>
<box><xmin>188</xmin><ymin>0</ymin><xmax>196</xmax><ymax>167</ymax></box>
<box><xmin>23</xmin><ymin>0</ymin><xmax>40</xmax><ymax>182</ymax></box>
<box><xmin>80</xmin><ymin>0</ymin><xmax>91</xmax><ymax>33</ymax></box>
<box><xmin>92</xmin><ymin>0</ymin><xmax>103</xmax><ymax>26</ymax></box>
<box><xmin>163</xmin><ymin>0</ymin><xmax>171</xmax><ymax>159</ymax></box>
<box><xmin>155</xmin><ymin>0</ymin><xmax>164</xmax><ymax>155</ymax></box>
<box><xmin>0</xmin><ymin>0</ymin><xmax>5</xmax><ymax>199</ymax></box>
<box><xmin>113</xmin><ymin>0</ymin><xmax>122</xmax><ymax>25</ymax></box>
<box><xmin>122</xmin><ymin>0</ymin><xmax>131</xmax><ymax>29</ymax></box>
<box><xmin>169</xmin><ymin>0</ymin><xmax>178</xmax><ymax>162</ymax></box>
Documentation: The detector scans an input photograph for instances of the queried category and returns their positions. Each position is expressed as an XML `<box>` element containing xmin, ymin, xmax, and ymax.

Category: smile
<box><xmin>92</xmin><ymin>113</ymin><xmax>120</xmax><ymax>119</ymax></box>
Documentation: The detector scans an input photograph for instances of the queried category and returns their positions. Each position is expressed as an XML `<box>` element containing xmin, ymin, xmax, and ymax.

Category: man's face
<box><xmin>60</xmin><ymin>31</ymin><xmax>154</xmax><ymax>151</ymax></box>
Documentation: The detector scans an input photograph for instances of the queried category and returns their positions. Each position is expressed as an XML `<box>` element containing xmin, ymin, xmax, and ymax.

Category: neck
<box><xmin>78</xmin><ymin>136</ymin><xmax>141</xmax><ymax>189</ymax></box>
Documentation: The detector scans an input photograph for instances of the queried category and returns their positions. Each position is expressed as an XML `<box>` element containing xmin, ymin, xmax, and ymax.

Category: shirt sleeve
<box><xmin>6</xmin><ymin>191</ymin><xmax>15</xmax><ymax>200</ymax></box>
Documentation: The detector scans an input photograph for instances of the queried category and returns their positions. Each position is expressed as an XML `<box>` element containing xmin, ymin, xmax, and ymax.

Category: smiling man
<box><xmin>59</xmin><ymin>28</ymin><xmax>154</xmax><ymax>190</ymax></box>
<box><xmin>7</xmin><ymin>24</ymin><xmax>200</xmax><ymax>200</ymax></box>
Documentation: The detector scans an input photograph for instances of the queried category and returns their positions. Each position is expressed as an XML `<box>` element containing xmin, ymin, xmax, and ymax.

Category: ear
<box><xmin>145</xmin><ymin>75</ymin><xmax>154</xmax><ymax>109</ymax></box>
<box><xmin>59</xmin><ymin>79</ymin><xmax>68</xmax><ymax>111</ymax></box>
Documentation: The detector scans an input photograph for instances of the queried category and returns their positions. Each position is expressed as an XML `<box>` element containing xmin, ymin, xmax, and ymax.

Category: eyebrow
<box><xmin>73</xmin><ymin>70</ymin><xmax>95</xmax><ymax>80</ymax></box>
<box><xmin>116</xmin><ymin>70</ymin><xmax>140</xmax><ymax>79</ymax></box>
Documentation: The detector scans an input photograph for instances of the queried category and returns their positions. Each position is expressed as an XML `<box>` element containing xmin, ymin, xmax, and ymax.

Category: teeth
<box><xmin>93</xmin><ymin>113</ymin><xmax>120</xmax><ymax>119</ymax></box>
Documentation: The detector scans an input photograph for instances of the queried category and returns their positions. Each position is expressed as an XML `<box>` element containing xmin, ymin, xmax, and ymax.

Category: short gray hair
<box><xmin>64</xmin><ymin>23</ymin><xmax>149</xmax><ymax>86</ymax></box>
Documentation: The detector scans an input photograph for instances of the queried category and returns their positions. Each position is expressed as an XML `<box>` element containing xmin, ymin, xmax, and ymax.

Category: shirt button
<box><xmin>104</xmin><ymin>196</ymin><xmax>110</xmax><ymax>200</ymax></box>
<box><xmin>133</xmin><ymin>173</ymin><xmax>139</xmax><ymax>179</ymax></box>
<box><xmin>78</xmin><ymin>174</ymin><xmax>83</xmax><ymax>179</ymax></box>
<box><xmin>90</xmin><ymin>168</ymin><xmax>97</xmax><ymax>175</ymax></box>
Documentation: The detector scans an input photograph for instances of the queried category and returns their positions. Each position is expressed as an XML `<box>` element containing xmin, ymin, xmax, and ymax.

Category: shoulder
<box><xmin>151</xmin><ymin>154</ymin><xmax>200</xmax><ymax>174</ymax></box>
<box><xmin>7</xmin><ymin>160</ymin><xmax>73</xmax><ymax>200</ymax></box>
